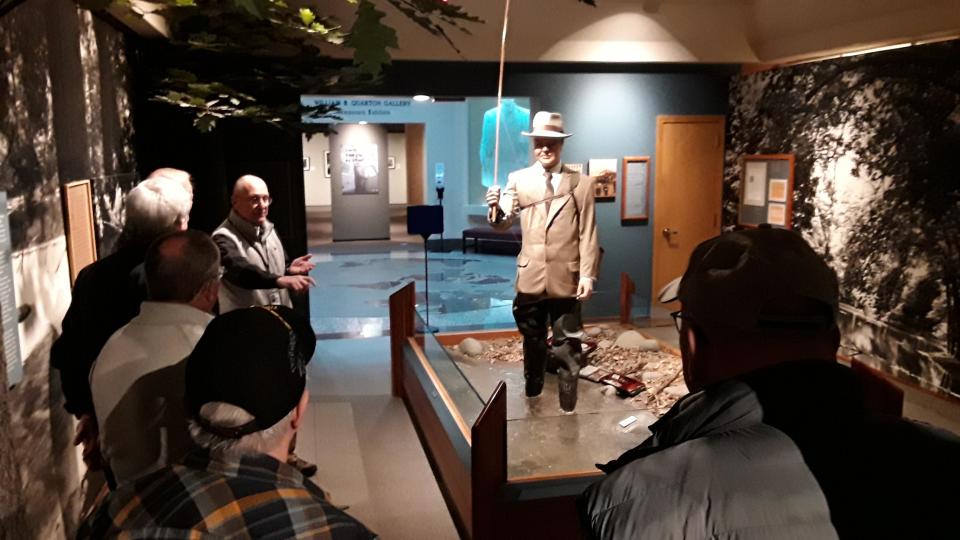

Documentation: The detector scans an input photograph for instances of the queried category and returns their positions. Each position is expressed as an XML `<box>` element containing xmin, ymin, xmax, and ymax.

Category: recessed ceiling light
<box><xmin>412</xmin><ymin>95</ymin><xmax>433</xmax><ymax>102</ymax></box>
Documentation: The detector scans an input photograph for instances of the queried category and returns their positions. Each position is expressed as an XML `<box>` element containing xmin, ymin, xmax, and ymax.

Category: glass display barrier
<box><xmin>414</xmin><ymin>312</ymin><xmax>486</xmax><ymax>428</ymax></box>
<box><xmin>389</xmin><ymin>281</ymin><xmax>659</xmax><ymax>540</ymax></box>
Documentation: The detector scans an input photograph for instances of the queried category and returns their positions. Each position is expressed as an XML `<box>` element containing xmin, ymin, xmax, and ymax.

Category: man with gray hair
<box><xmin>80</xmin><ymin>306</ymin><xmax>376</xmax><ymax>539</ymax></box>
<box><xmin>51</xmin><ymin>172</ymin><xmax>192</xmax><ymax>470</ymax></box>
<box><xmin>90</xmin><ymin>230</ymin><xmax>220</xmax><ymax>485</ymax></box>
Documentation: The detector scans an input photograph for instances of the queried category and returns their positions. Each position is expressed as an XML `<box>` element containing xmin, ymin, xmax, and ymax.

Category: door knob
<box><xmin>662</xmin><ymin>228</ymin><xmax>678</xmax><ymax>238</ymax></box>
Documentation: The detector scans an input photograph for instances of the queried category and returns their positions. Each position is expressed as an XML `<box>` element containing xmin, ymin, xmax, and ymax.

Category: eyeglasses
<box><xmin>532</xmin><ymin>138</ymin><xmax>562</xmax><ymax>150</ymax></box>
<box><xmin>669</xmin><ymin>310</ymin><xmax>690</xmax><ymax>333</ymax></box>
<box><xmin>248</xmin><ymin>195</ymin><xmax>272</xmax><ymax>207</ymax></box>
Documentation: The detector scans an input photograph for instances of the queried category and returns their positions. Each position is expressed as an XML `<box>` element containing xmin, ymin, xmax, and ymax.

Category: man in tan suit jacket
<box><xmin>486</xmin><ymin>111</ymin><xmax>600</xmax><ymax>412</ymax></box>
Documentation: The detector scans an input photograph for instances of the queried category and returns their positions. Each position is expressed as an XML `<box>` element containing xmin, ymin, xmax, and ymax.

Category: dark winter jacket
<box><xmin>580</xmin><ymin>361</ymin><xmax>960</xmax><ymax>539</ymax></box>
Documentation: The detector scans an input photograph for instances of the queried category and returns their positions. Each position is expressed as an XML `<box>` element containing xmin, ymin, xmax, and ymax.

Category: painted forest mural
<box><xmin>724</xmin><ymin>40</ymin><xmax>960</xmax><ymax>397</ymax></box>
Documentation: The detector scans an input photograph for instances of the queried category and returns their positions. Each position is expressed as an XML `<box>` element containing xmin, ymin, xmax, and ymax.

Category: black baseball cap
<box><xmin>659</xmin><ymin>227</ymin><xmax>839</xmax><ymax>332</ymax></box>
<box><xmin>186</xmin><ymin>305</ymin><xmax>316</xmax><ymax>438</ymax></box>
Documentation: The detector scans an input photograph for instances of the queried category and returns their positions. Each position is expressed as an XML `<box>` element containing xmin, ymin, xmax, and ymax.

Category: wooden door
<box><xmin>652</xmin><ymin>115</ymin><xmax>725</xmax><ymax>317</ymax></box>
<box><xmin>405</xmin><ymin>123</ymin><xmax>425</xmax><ymax>205</ymax></box>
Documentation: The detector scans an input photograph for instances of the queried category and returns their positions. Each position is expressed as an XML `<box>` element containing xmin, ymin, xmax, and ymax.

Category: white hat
<box><xmin>522</xmin><ymin>111</ymin><xmax>573</xmax><ymax>138</ymax></box>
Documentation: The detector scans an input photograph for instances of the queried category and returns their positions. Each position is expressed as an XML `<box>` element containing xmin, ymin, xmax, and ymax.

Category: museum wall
<box><xmin>506</xmin><ymin>69</ymin><xmax>732</xmax><ymax>318</ymax></box>
<box><xmin>303</xmin><ymin>132</ymin><xmax>409</xmax><ymax>207</ymax></box>
<box><xmin>305</xmin><ymin>67</ymin><xmax>732</xmax><ymax>318</ymax></box>
<box><xmin>724</xmin><ymin>40</ymin><xmax>960</xmax><ymax>398</ymax></box>
<box><xmin>0</xmin><ymin>0</ymin><xmax>138</xmax><ymax>537</ymax></box>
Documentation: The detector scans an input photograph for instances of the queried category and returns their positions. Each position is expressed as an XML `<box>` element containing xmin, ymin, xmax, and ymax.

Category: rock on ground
<box><xmin>459</xmin><ymin>337</ymin><xmax>484</xmax><ymax>356</ymax></box>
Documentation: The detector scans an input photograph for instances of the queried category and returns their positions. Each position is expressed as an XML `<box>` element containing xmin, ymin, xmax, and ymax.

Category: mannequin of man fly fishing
<box><xmin>486</xmin><ymin>111</ymin><xmax>600</xmax><ymax>413</ymax></box>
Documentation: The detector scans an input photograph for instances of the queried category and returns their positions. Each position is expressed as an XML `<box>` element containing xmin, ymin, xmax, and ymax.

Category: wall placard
<box><xmin>0</xmin><ymin>191</ymin><xmax>23</xmax><ymax>387</ymax></box>
<box><xmin>738</xmin><ymin>154</ymin><xmax>795</xmax><ymax>229</ymax></box>
<box><xmin>62</xmin><ymin>180</ymin><xmax>98</xmax><ymax>285</ymax></box>
<box><xmin>621</xmin><ymin>156</ymin><xmax>650</xmax><ymax>222</ymax></box>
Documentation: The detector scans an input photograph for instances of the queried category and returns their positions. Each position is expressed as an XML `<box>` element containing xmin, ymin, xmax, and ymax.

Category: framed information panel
<box><xmin>738</xmin><ymin>154</ymin><xmax>795</xmax><ymax>229</ymax></box>
<box><xmin>1</xmin><ymin>191</ymin><xmax>23</xmax><ymax>386</ymax></box>
<box><xmin>621</xmin><ymin>156</ymin><xmax>650</xmax><ymax>222</ymax></box>
<box><xmin>62</xmin><ymin>180</ymin><xmax>98</xmax><ymax>285</ymax></box>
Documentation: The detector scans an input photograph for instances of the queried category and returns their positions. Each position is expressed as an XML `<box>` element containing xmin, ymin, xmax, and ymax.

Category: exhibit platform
<box><xmin>388</xmin><ymin>281</ymin><xmax>682</xmax><ymax>540</ymax></box>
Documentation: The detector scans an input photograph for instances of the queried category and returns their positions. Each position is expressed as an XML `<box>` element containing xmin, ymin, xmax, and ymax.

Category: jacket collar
<box><xmin>135</xmin><ymin>301</ymin><xmax>214</xmax><ymax>327</ymax></box>
<box><xmin>227</xmin><ymin>209</ymin><xmax>274</xmax><ymax>244</ymax></box>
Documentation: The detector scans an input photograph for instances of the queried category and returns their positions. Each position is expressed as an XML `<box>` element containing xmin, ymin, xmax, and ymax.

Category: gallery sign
<box><xmin>306</xmin><ymin>97</ymin><xmax>413</xmax><ymax>121</ymax></box>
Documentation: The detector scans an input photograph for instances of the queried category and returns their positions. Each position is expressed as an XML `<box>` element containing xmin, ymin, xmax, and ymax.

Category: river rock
<box><xmin>637</xmin><ymin>338</ymin><xmax>660</xmax><ymax>352</ymax></box>
<box><xmin>585</xmin><ymin>326</ymin><xmax>603</xmax><ymax>337</ymax></box>
<box><xmin>614</xmin><ymin>330</ymin><xmax>647</xmax><ymax>350</ymax></box>
<box><xmin>459</xmin><ymin>337</ymin><xmax>484</xmax><ymax>356</ymax></box>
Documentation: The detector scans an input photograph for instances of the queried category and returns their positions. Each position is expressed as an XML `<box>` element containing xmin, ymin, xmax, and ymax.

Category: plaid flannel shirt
<box><xmin>79</xmin><ymin>448</ymin><xmax>376</xmax><ymax>539</ymax></box>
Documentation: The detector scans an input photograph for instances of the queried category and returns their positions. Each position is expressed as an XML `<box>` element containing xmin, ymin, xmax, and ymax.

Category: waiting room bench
<box><xmin>461</xmin><ymin>224</ymin><xmax>522</xmax><ymax>254</ymax></box>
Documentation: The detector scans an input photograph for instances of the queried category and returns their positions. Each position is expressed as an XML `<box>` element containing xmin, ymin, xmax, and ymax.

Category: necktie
<box><xmin>544</xmin><ymin>170</ymin><xmax>554</xmax><ymax>213</ymax></box>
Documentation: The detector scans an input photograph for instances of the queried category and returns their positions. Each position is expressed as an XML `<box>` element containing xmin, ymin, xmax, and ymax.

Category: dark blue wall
<box><xmin>506</xmin><ymin>69</ymin><xmax>732</xmax><ymax>318</ymax></box>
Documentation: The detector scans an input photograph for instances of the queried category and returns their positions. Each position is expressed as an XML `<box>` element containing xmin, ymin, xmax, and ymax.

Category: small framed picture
<box><xmin>767</xmin><ymin>203</ymin><xmax>787</xmax><ymax>226</ymax></box>
<box><xmin>589</xmin><ymin>158</ymin><xmax>618</xmax><ymax>201</ymax></box>
<box><xmin>303</xmin><ymin>156</ymin><xmax>311</xmax><ymax>171</ymax></box>
<box><xmin>768</xmin><ymin>178</ymin><xmax>788</xmax><ymax>202</ymax></box>
<box><xmin>388</xmin><ymin>156</ymin><xmax>396</xmax><ymax>169</ymax></box>
<box><xmin>621</xmin><ymin>156</ymin><xmax>650</xmax><ymax>221</ymax></box>
<box><xmin>323</xmin><ymin>150</ymin><xmax>331</xmax><ymax>178</ymax></box>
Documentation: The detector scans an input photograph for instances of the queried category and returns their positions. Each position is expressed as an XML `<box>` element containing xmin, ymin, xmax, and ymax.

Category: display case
<box><xmin>389</xmin><ymin>282</ymin><xmax>662</xmax><ymax>539</ymax></box>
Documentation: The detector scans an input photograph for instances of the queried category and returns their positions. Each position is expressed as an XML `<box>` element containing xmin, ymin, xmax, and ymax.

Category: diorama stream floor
<box><xmin>445</xmin><ymin>323</ymin><xmax>685</xmax><ymax>478</ymax></box>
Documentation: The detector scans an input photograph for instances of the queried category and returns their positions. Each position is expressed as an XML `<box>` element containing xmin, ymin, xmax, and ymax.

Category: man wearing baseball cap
<box><xmin>486</xmin><ymin>111</ymin><xmax>600</xmax><ymax>413</ymax></box>
<box><xmin>80</xmin><ymin>306</ymin><xmax>375</xmax><ymax>539</ymax></box>
<box><xmin>580</xmin><ymin>227</ymin><xmax>960</xmax><ymax>538</ymax></box>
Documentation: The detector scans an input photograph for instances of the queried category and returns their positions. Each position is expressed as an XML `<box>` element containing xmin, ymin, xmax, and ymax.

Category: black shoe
<box><xmin>288</xmin><ymin>453</ymin><xmax>318</xmax><ymax>477</ymax></box>
<box><xmin>525</xmin><ymin>378</ymin><xmax>544</xmax><ymax>397</ymax></box>
<box><xmin>558</xmin><ymin>376</ymin><xmax>578</xmax><ymax>412</ymax></box>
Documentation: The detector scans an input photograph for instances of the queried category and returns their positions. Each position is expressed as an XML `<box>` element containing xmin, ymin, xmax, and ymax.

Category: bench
<box><xmin>462</xmin><ymin>224</ymin><xmax>522</xmax><ymax>254</ymax></box>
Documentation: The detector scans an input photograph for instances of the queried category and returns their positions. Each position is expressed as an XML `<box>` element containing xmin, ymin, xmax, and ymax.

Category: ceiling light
<box><xmin>841</xmin><ymin>42</ymin><xmax>911</xmax><ymax>58</ymax></box>
<box><xmin>412</xmin><ymin>95</ymin><xmax>433</xmax><ymax>102</ymax></box>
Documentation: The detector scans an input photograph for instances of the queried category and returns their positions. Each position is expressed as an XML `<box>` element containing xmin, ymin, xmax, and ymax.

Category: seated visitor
<box><xmin>90</xmin><ymin>230</ymin><xmax>219</xmax><ymax>485</ymax></box>
<box><xmin>580</xmin><ymin>227</ymin><xmax>960</xmax><ymax>539</ymax></box>
<box><xmin>79</xmin><ymin>305</ymin><xmax>376</xmax><ymax>539</ymax></box>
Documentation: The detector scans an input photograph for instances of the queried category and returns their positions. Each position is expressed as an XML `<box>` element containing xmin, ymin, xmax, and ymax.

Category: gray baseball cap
<box><xmin>659</xmin><ymin>227</ymin><xmax>839</xmax><ymax>332</ymax></box>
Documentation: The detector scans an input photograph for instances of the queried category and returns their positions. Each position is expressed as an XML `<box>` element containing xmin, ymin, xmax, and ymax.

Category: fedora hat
<box><xmin>522</xmin><ymin>111</ymin><xmax>573</xmax><ymax>138</ymax></box>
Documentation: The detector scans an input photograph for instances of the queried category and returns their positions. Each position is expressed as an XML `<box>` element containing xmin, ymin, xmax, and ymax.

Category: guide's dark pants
<box><xmin>513</xmin><ymin>294</ymin><xmax>584</xmax><ymax>412</ymax></box>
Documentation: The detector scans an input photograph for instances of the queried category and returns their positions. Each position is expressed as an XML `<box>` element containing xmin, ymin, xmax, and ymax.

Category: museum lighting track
<box><xmin>841</xmin><ymin>42</ymin><xmax>912</xmax><ymax>57</ymax></box>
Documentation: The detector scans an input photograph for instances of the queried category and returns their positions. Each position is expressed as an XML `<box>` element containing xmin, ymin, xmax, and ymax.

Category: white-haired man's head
<box><xmin>146</xmin><ymin>168</ymin><xmax>193</xmax><ymax>199</ymax></box>
<box><xmin>122</xmin><ymin>178</ymin><xmax>192</xmax><ymax>246</ymax></box>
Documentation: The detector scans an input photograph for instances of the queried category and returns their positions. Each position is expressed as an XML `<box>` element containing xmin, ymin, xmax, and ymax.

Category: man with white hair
<box><xmin>146</xmin><ymin>167</ymin><xmax>193</xmax><ymax>204</ymax></box>
<box><xmin>51</xmin><ymin>172</ymin><xmax>192</xmax><ymax>470</ymax></box>
<box><xmin>79</xmin><ymin>306</ymin><xmax>376</xmax><ymax>539</ymax></box>
<box><xmin>213</xmin><ymin>174</ymin><xmax>315</xmax><ymax>313</ymax></box>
